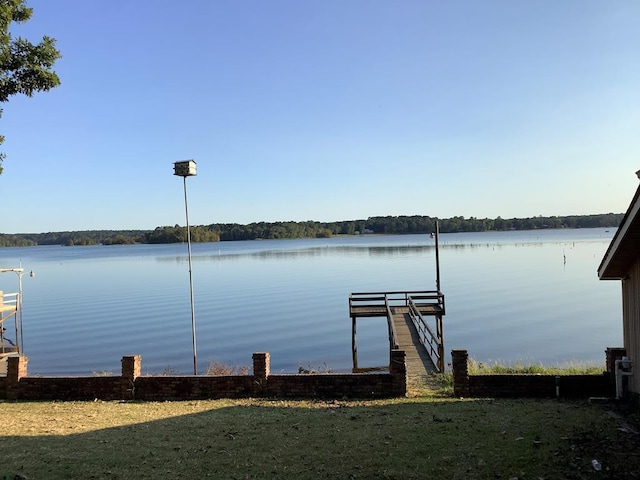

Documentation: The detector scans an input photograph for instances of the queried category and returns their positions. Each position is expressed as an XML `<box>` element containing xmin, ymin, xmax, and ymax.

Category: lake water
<box><xmin>0</xmin><ymin>228</ymin><xmax>622</xmax><ymax>375</ymax></box>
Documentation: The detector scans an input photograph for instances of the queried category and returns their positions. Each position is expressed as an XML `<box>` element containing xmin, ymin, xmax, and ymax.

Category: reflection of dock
<box><xmin>349</xmin><ymin>291</ymin><xmax>445</xmax><ymax>376</ymax></box>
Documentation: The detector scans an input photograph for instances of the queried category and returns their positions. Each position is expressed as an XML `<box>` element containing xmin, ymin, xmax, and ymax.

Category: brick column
<box><xmin>605</xmin><ymin>347</ymin><xmax>626</xmax><ymax>375</ymax></box>
<box><xmin>253</xmin><ymin>352</ymin><xmax>270</xmax><ymax>380</ymax></box>
<box><xmin>451</xmin><ymin>349</ymin><xmax>469</xmax><ymax>397</ymax></box>
<box><xmin>122</xmin><ymin>355</ymin><xmax>141</xmax><ymax>379</ymax></box>
<box><xmin>605</xmin><ymin>347</ymin><xmax>627</xmax><ymax>396</ymax></box>
<box><xmin>390</xmin><ymin>349</ymin><xmax>407</xmax><ymax>396</ymax></box>
<box><xmin>6</xmin><ymin>355</ymin><xmax>28</xmax><ymax>400</ymax></box>
<box><xmin>121</xmin><ymin>355</ymin><xmax>141</xmax><ymax>400</ymax></box>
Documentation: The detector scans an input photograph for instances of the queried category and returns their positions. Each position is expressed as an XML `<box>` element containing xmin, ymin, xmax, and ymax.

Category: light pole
<box><xmin>173</xmin><ymin>160</ymin><xmax>198</xmax><ymax>375</ymax></box>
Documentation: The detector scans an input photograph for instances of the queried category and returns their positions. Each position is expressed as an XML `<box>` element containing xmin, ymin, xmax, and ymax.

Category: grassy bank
<box><xmin>466</xmin><ymin>358</ymin><xmax>606</xmax><ymax>376</ymax></box>
<box><xmin>1</xmin><ymin>394</ymin><xmax>638</xmax><ymax>479</ymax></box>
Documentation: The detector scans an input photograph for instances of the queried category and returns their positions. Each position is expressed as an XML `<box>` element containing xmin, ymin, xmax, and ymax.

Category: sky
<box><xmin>1</xmin><ymin>0</ymin><xmax>639</xmax><ymax>233</ymax></box>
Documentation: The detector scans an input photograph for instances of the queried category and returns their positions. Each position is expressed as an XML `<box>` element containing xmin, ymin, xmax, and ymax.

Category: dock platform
<box><xmin>349</xmin><ymin>291</ymin><xmax>445</xmax><ymax>378</ymax></box>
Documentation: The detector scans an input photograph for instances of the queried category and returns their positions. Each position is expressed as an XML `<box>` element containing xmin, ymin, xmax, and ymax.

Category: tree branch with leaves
<box><xmin>0</xmin><ymin>0</ymin><xmax>60</xmax><ymax>174</ymax></box>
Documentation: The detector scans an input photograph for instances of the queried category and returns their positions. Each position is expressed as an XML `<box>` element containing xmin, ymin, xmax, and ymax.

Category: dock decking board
<box><xmin>391</xmin><ymin>309</ymin><xmax>438</xmax><ymax>376</ymax></box>
<box><xmin>350</xmin><ymin>304</ymin><xmax>443</xmax><ymax>318</ymax></box>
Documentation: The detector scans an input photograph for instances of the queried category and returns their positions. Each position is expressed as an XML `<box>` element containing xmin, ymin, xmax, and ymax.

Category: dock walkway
<box><xmin>349</xmin><ymin>291</ymin><xmax>445</xmax><ymax>384</ymax></box>
<box><xmin>391</xmin><ymin>308</ymin><xmax>438</xmax><ymax>377</ymax></box>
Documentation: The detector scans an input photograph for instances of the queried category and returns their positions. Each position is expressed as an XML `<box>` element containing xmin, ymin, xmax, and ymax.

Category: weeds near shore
<box><xmin>204</xmin><ymin>361</ymin><xmax>250</xmax><ymax>376</ymax></box>
<box><xmin>156</xmin><ymin>365</ymin><xmax>180</xmax><ymax>376</ymax></box>
<box><xmin>468</xmin><ymin>357</ymin><xmax>605</xmax><ymax>375</ymax></box>
<box><xmin>148</xmin><ymin>362</ymin><xmax>250</xmax><ymax>376</ymax></box>
<box><xmin>297</xmin><ymin>362</ymin><xmax>332</xmax><ymax>374</ymax></box>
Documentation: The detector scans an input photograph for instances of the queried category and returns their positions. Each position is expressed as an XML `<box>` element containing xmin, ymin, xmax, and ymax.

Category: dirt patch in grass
<box><xmin>556</xmin><ymin>404</ymin><xmax>640</xmax><ymax>479</ymax></box>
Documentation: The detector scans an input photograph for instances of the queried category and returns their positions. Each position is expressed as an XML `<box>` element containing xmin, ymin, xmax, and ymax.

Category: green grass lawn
<box><xmin>1</xmin><ymin>393</ymin><xmax>638</xmax><ymax>480</ymax></box>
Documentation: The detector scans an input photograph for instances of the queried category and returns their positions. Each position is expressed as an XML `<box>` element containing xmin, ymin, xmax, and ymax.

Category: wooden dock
<box><xmin>349</xmin><ymin>291</ymin><xmax>445</xmax><ymax>381</ymax></box>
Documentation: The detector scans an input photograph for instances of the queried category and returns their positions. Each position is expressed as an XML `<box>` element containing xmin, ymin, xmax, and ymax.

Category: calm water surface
<box><xmin>0</xmin><ymin>228</ymin><xmax>621</xmax><ymax>375</ymax></box>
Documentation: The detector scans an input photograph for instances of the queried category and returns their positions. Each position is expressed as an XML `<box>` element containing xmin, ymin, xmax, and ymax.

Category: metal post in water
<box><xmin>435</xmin><ymin>220</ymin><xmax>441</xmax><ymax>292</ymax></box>
<box><xmin>434</xmin><ymin>220</ymin><xmax>444</xmax><ymax>372</ymax></box>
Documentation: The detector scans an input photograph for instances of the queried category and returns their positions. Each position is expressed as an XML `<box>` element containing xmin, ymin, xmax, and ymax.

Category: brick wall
<box><xmin>466</xmin><ymin>373</ymin><xmax>611</xmax><ymax>398</ymax></box>
<box><xmin>452</xmin><ymin>349</ymin><xmax>615</xmax><ymax>398</ymax></box>
<box><xmin>0</xmin><ymin>351</ymin><xmax>408</xmax><ymax>400</ymax></box>
<box><xmin>264</xmin><ymin>373</ymin><xmax>395</xmax><ymax>398</ymax></box>
<box><xmin>18</xmin><ymin>376</ymin><xmax>128</xmax><ymax>400</ymax></box>
<box><xmin>135</xmin><ymin>375</ymin><xmax>256</xmax><ymax>400</ymax></box>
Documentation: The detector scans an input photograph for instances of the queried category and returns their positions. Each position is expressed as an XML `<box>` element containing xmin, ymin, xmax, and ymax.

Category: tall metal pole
<box><xmin>435</xmin><ymin>220</ymin><xmax>441</xmax><ymax>292</ymax></box>
<box><xmin>434</xmin><ymin>220</ymin><xmax>444</xmax><ymax>372</ymax></box>
<box><xmin>183</xmin><ymin>176</ymin><xmax>198</xmax><ymax>375</ymax></box>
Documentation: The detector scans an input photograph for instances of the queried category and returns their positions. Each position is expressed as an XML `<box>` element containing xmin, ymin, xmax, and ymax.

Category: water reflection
<box><xmin>157</xmin><ymin>244</ymin><xmax>439</xmax><ymax>263</ymax></box>
<box><xmin>156</xmin><ymin>240</ymin><xmax>579</xmax><ymax>264</ymax></box>
<box><xmin>0</xmin><ymin>228</ymin><xmax>622</xmax><ymax>375</ymax></box>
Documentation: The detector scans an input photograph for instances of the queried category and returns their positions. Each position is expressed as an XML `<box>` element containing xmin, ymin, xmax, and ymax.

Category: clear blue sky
<box><xmin>1</xmin><ymin>0</ymin><xmax>639</xmax><ymax>233</ymax></box>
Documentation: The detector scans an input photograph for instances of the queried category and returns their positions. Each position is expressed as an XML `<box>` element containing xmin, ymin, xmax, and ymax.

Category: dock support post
<box><xmin>436</xmin><ymin>315</ymin><xmax>445</xmax><ymax>372</ymax></box>
<box><xmin>351</xmin><ymin>317</ymin><xmax>358</xmax><ymax>370</ymax></box>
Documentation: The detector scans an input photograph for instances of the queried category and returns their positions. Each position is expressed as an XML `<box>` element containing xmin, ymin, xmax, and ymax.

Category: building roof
<box><xmin>598</xmin><ymin>177</ymin><xmax>640</xmax><ymax>280</ymax></box>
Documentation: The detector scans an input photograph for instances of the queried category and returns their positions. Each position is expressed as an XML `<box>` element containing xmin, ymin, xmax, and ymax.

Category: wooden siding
<box><xmin>622</xmin><ymin>258</ymin><xmax>640</xmax><ymax>395</ymax></box>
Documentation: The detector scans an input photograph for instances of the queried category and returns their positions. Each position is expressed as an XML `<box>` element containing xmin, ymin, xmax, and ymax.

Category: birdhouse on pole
<box><xmin>173</xmin><ymin>160</ymin><xmax>197</xmax><ymax>177</ymax></box>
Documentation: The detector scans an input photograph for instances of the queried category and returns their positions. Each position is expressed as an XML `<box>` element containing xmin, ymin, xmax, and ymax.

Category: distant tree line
<box><xmin>144</xmin><ymin>225</ymin><xmax>220</xmax><ymax>244</ymax></box>
<box><xmin>368</xmin><ymin>213</ymin><xmax>624</xmax><ymax>234</ymax></box>
<box><xmin>210</xmin><ymin>221</ymin><xmax>334</xmax><ymax>241</ymax></box>
<box><xmin>0</xmin><ymin>213</ymin><xmax>624</xmax><ymax>247</ymax></box>
<box><xmin>0</xmin><ymin>234</ymin><xmax>35</xmax><ymax>247</ymax></box>
<box><xmin>1</xmin><ymin>230</ymin><xmax>149</xmax><ymax>247</ymax></box>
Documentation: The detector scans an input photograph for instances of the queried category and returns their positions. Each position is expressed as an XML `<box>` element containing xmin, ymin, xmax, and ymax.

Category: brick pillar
<box><xmin>252</xmin><ymin>353</ymin><xmax>270</xmax><ymax>396</ymax></box>
<box><xmin>605</xmin><ymin>347</ymin><xmax>626</xmax><ymax>375</ymax></box>
<box><xmin>451</xmin><ymin>349</ymin><xmax>469</xmax><ymax>397</ymax></box>
<box><xmin>605</xmin><ymin>347</ymin><xmax>627</xmax><ymax>396</ymax></box>
<box><xmin>121</xmin><ymin>355</ymin><xmax>141</xmax><ymax>400</ymax></box>
<box><xmin>253</xmin><ymin>352</ymin><xmax>270</xmax><ymax>380</ymax></box>
<box><xmin>6</xmin><ymin>355</ymin><xmax>28</xmax><ymax>400</ymax></box>
<box><xmin>390</xmin><ymin>349</ymin><xmax>407</xmax><ymax>396</ymax></box>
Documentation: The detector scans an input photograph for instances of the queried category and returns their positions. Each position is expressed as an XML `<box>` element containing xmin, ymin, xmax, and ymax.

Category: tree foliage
<box><xmin>14</xmin><ymin>230</ymin><xmax>148</xmax><ymax>246</ymax></box>
<box><xmin>0</xmin><ymin>0</ymin><xmax>61</xmax><ymax>174</ymax></box>
<box><xmin>143</xmin><ymin>225</ymin><xmax>220</xmax><ymax>244</ymax></box>
<box><xmin>0</xmin><ymin>213</ymin><xmax>624</xmax><ymax>247</ymax></box>
<box><xmin>0</xmin><ymin>232</ymin><xmax>34</xmax><ymax>246</ymax></box>
<box><xmin>209</xmin><ymin>221</ymin><xmax>334</xmax><ymax>241</ymax></box>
